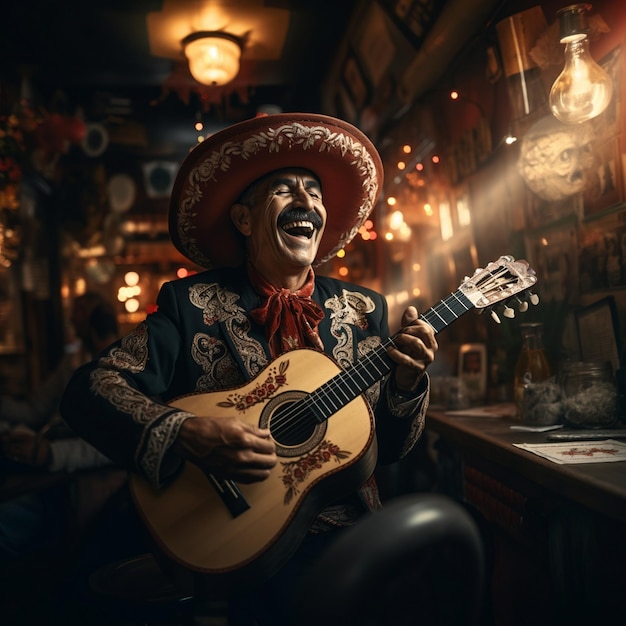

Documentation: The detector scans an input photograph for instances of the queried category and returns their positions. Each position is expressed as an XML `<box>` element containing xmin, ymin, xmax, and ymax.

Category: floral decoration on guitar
<box><xmin>281</xmin><ymin>440</ymin><xmax>351</xmax><ymax>505</ymax></box>
<box><xmin>218</xmin><ymin>360</ymin><xmax>289</xmax><ymax>411</ymax></box>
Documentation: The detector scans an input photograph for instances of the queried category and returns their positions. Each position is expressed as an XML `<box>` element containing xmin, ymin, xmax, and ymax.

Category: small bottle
<box><xmin>513</xmin><ymin>322</ymin><xmax>552</xmax><ymax>421</ymax></box>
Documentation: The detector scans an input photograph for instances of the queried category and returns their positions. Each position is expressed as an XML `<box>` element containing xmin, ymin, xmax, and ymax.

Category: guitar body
<box><xmin>130</xmin><ymin>255</ymin><xmax>538</xmax><ymax>587</ymax></box>
<box><xmin>130</xmin><ymin>348</ymin><xmax>376</xmax><ymax>585</ymax></box>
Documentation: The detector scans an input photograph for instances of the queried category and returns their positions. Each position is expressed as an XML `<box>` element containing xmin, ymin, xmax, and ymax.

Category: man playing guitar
<box><xmin>61</xmin><ymin>113</ymin><xmax>437</xmax><ymax>625</ymax></box>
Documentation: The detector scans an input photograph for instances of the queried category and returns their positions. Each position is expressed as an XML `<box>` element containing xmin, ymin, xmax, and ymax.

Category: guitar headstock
<box><xmin>459</xmin><ymin>255</ymin><xmax>538</xmax><ymax>322</ymax></box>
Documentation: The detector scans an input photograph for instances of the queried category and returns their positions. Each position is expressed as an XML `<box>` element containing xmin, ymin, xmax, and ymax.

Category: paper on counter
<box><xmin>513</xmin><ymin>439</ymin><xmax>626</xmax><ymax>464</ymax></box>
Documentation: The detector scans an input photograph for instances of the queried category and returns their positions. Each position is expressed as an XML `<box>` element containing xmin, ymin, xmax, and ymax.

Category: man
<box><xmin>60</xmin><ymin>113</ymin><xmax>437</xmax><ymax>624</ymax></box>
<box><xmin>0</xmin><ymin>294</ymin><xmax>117</xmax><ymax>470</ymax></box>
<box><xmin>0</xmin><ymin>296</ymin><xmax>118</xmax><ymax>562</ymax></box>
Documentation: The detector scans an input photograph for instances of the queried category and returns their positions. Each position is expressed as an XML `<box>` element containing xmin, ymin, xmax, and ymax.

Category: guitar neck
<box><xmin>303</xmin><ymin>288</ymin><xmax>474</xmax><ymax>425</ymax></box>
<box><xmin>418</xmin><ymin>288</ymin><xmax>474</xmax><ymax>334</ymax></box>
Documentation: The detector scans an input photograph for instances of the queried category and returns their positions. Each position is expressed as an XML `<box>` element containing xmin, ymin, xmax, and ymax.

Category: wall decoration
<box><xmin>583</xmin><ymin>136</ymin><xmax>623</xmax><ymax>218</ymax></box>
<box><xmin>379</xmin><ymin>0</ymin><xmax>442</xmax><ymax>51</ymax></box>
<box><xmin>142</xmin><ymin>161</ymin><xmax>177</xmax><ymax>199</ymax></box>
<box><xmin>579</xmin><ymin>208</ymin><xmax>626</xmax><ymax>293</ymax></box>
<box><xmin>575</xmin><ymin>296</ymin><xmax>621</xmax><ymax>372</ymax></box>
<box><xmin>458</xmin><ymin>342</ymin><xmax>487</xmax><ymax>402</ymax></box>
<box><xmin>357</xmin><ymin>2</ymin><xmax>397</xmax><ymax>87</ymax></box>
<box><xmin>526</xmin><ymin>219</ymin><xmax>579</xmax><ymax>303</ymax></box>
<box><xmin>517</xmin><ymin>114</ymin><xmax>595</xmax><ymax>205</ymax></box>
<box><xmin>592</xmin><ymin>46</ymin><xmax>622</xmax><ymax>140</ymax></box>
<box><xmin>341</xmin><ymin>53</ymin><xmax>371</xmax><ymax>113</ymax></box>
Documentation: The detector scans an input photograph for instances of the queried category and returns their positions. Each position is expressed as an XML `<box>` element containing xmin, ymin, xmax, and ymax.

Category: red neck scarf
<box><xmin>248</xmin><ymin>262</ymin><xmax>325</xmax><ymax>358</ymax></box>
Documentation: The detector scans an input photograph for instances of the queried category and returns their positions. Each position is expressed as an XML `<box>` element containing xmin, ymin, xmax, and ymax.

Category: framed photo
<box><xmin>579</xmin><ymin>207</ymin><xmax>626</xmax><ymax>293</ymax></box>
<box><xmin>583</xmin><ymin>136</ymin><xmax>623</xmax><ymax>218</ymax></box>
<box><xmin>526</xmin><ymin>219</ymin><xmax>579</xmax><ymax>302</ymax></box>
<box><xmin>575</xmin><ymin>296</ymin><xmax>621</xmax><ymax>372</ymax></box>
<box><xmin>591</xmin><ymin>46</ymin><xmax>622</xmax><ymax>140</ymax></box>
<box><xmin>458</xmin><ymin>343</ymin><xmax>487</xmax><ymax>402</ymax></box>
<box><xmin>341</xmin><ymin>53</ymin><xmax>371</xmax><ymax>112</ymax></box>
<box><xmin>356</xmin><ymin>1</ymin><xmax>396</xmax><ymax>87</ymax></box>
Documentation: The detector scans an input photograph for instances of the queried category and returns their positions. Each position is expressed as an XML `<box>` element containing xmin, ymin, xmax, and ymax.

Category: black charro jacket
<box><xmin>61</xmin><ymin>266</ymin><xmax>429</xmax><ymax>519</ymax></box>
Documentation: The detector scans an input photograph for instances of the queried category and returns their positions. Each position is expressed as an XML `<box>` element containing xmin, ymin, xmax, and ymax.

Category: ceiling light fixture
<box><xmin>182</xmin><ymin>31</ymin><xmax>243</xmax><ymax>86</ymax></box>
<box><xmin>549</xmin><ymin>3</ymin><xmax>613</xmax><ymax>124</ymax></box>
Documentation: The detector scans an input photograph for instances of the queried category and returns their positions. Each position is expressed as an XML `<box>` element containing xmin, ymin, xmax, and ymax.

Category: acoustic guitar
<box><xmin>130</xmin><ymin>255</ymin><xmax>537</xmax><ymax>587</ymax></box>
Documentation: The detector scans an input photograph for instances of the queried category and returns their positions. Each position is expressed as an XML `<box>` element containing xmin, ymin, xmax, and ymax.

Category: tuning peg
<box><xmin>515</xmin><ymin>297</ymin><xmax>528</xmax><ymax>313</ymax></box>
<box><xmin>503</xmin><ymin>304</ymin><xmax>515</xmax><ymax>319</ymax></box>
<box><xmin>490</xmin><ymin>310</ymin><xmax>501</xmax><ymax>324</ymax></box>
<box><xmin>528</xmin><ymin>291</ymin><xmax>539</xmax><ymax>305</ymax></box>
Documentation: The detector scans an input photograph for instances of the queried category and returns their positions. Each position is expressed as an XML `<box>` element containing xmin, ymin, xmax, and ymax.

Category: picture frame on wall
<box><xmin>583</xmin><ymin>136</ymin><xmax>624</xmax><ymax>218</ymax></box>
<box><xmin>458</xmin><ymin>342</ymin><xmax>487</xmax><ymax>402</ymax></box>
<box><xmin>526</xmin><ymin>218</ymin><xmax>579</xmax><ymax>303</ymax></box>
<box><xmin>578</xmin><ymin>207</ymin><xmax>626</xmax><ymax>292</ymax></box>
<box><xmin>575</xmin><ymin>296</ymin><xmax>621</xmax><ymax>372</ymax></box>
<box><xmin>592</xmin><ymin>46</ymin><xmax>622</xmax><ymax>140</ymax></box>
<box><xmin>341</xmin><ymin>53</ymin><xmax>371</xmax><ymax>112</ymax></box>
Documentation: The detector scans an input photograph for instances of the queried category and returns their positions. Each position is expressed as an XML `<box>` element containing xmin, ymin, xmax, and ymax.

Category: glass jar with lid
<box><xmin>560</xmin><ymin>361</ymin><xmax>617</xmax><ymax>428</ymax></box>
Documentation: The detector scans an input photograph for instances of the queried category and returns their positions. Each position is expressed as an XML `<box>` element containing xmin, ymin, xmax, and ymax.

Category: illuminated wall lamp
<box><xmin>549</xmin><ymin>3</ymin><xmax>613</xmax><ymax>124</ymax></box>
<box><xmin>182</xmin><ymin>31</ymin><xmax>243</xmax><ymax>86</ymax></box>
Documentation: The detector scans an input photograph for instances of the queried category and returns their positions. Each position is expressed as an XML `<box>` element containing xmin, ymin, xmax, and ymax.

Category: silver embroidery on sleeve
<box><xmin>99</xmin><ymin>322</ymin><xmax>149</xmax><ymax>373</ymax></box>
<box><xmin>91</xmin><ymin>321</ymin><xmax>193</xmax><ymax>483</ymax></box>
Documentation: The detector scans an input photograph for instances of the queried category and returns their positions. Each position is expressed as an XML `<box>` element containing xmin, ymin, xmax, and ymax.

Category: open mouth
<box><xmin>281</xmin><ymin>220</ymin><xmax>316</xmax><ymax>238</ymax></box>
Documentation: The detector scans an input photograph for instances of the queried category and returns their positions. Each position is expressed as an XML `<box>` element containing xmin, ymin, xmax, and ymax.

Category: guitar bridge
<box><xmin>208</xmin><ymin>474</ymin><xmax>250</xmax><ymax>517</ymax></box>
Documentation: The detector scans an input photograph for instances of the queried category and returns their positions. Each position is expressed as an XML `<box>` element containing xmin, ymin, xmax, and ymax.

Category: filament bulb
<box><xmin>549</xmin><ymin>4</ymin><xmax>613</xmax><ymax>124</ymax></box>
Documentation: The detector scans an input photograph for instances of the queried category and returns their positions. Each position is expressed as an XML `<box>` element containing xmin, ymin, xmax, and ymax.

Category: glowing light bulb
<box><xmin>549</xmin><ymin>4</ymin><xmax>613</xmax><ymax>124</ymax></box>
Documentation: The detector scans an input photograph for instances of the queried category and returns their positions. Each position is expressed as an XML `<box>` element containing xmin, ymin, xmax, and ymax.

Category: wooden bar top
<box><xmin>426</xmin><ymin>406</ymin><xmax>626</xmax><ymax>525</ymax></box>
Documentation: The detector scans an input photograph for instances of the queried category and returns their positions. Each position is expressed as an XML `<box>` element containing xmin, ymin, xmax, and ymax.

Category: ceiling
<box><xmin>1</xmin><ymin>0</ymin><xmax>357</xmax><ymax>158</ymax></box>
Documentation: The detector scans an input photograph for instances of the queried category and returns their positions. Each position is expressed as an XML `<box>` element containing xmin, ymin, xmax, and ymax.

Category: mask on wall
<box><xmin>517</xmin><ymin>114</ymin><xmax>595</xmax><ymax>202</ymax></box>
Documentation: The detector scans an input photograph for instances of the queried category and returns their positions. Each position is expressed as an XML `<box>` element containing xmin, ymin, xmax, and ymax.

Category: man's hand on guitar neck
<box><xmin>388</xmin><ymin>305</ymin><xmax>438</xmax><ymax>394</ymax></box>
<box><xmin>173</xmin><ymin>416</ymin><xmax>277</xmax><ymax>483</ymax></box>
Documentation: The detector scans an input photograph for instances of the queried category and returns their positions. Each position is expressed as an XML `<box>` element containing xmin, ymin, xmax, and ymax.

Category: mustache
<box><xmin>277</xmin><ymin>208</ymin><xmax>323</xmax><ymax>230</ymax></box>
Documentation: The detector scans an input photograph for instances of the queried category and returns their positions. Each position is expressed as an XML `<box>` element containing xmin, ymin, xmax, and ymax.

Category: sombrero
<box><xmin>169</xmin><ymin>113</ymin><xmax>383</xmax><ymax>269</ymax></box>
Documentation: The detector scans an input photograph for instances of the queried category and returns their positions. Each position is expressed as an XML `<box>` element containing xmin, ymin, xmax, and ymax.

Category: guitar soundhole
<box><xmin>260</xmin><ymin>391</ymin><xmax>326</xmax><ymax>457</ymax></box>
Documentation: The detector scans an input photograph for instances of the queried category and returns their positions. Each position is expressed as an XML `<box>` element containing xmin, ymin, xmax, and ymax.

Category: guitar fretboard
<box><xmin>420</xmin><ymin>289</ymin><xmax>474</xmax><ymax>333</ymax></box>
<box><xmin>272</xmin><ymin>288</ymin><xmax>474</xmax><ymax>438</ymax></box>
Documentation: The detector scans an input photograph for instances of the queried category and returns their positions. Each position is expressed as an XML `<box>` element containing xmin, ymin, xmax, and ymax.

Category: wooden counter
<box><xmin>426</xmin><ymin>408</ymin><xmax>626</xmax><ymax>524</ymax></box>
<box><xmin>425</xmin><ymin>407</ymin><xmax>626</xmax><ymax>626</ymax></box>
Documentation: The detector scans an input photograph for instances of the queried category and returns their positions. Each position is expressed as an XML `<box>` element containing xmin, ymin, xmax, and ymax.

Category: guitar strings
<box><xmin>270</xmin><ymin>289</ymin><xmax>473</xmax><ymax>443</ymax></box>
<box><xmin>271</xmin><ymin>262</ymin><xmax>524</xmax><ymax>442</ymax></box>
<box><xmin>270</xmin><ymin>339</ymin><xmax>395</xmax><ymax>443</ymax></box>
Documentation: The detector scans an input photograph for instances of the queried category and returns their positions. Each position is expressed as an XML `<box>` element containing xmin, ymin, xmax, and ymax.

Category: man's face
<box><xmin>232</xmin><ymin>168</ymin><xmax>327</xmax><ymax>271</ymax></box>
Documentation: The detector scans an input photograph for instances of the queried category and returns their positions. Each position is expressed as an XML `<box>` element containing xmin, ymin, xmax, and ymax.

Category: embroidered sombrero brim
<box><xmin>169</xmin><ymin>113</ymin><xmax>383</xmax><ymax>269</ymax></box>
